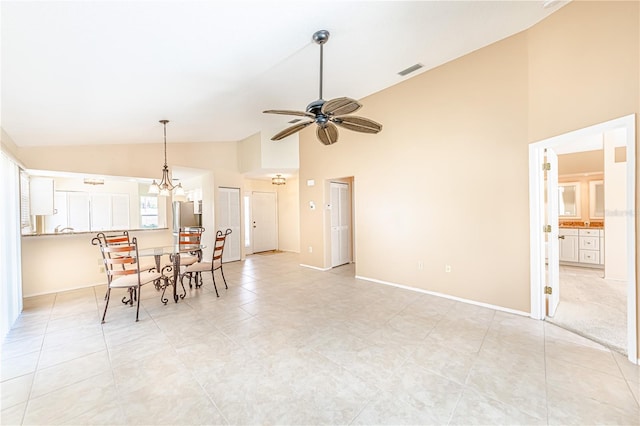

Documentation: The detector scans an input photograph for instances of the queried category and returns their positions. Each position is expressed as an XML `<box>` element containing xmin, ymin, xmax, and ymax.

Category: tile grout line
<box><xmin>17</xmin><ymin>292</ymin><xmax>56</xmax><ymax>426</ymax></box>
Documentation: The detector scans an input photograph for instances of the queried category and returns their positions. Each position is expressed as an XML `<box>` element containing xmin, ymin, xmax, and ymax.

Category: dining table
<box><xmin>138</xmin><ymin>243</ymin><xmax>205</xmax><ymax>304</ymax></box>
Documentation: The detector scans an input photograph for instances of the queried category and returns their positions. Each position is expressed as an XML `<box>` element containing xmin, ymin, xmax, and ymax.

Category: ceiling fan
<box><xmin>264</xmin><ymin>30</ymin><xmax>383</xmax><ymax>145</ymax></box>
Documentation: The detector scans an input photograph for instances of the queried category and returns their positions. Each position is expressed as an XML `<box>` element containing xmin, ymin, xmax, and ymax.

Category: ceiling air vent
<box><xmin>398</xmin><ymin>63</ymin><xmax>424</xmax><ymax>77</ymax></box>
<box><xmin>288</xmin><ymin>118</ymin><xmax>302</xmax><ymax>124</ymax></box>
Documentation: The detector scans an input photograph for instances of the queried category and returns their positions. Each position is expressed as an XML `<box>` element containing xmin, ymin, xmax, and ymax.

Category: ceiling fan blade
<box><xmin>322</xmin><ymin>97</ymin><xmax>362</xmax><ymax>116</ymax></box>
<box><xmin>263</xmin><ymin>109</ymin><xmax>315</xmax><ymax>118</ymax></box>
<box><xmin>332</xmin><ymin>115</ymin><xmax>382</xmax><ymax>134</ymax></box>
<box><xmin>316</xmin><ymin>122</ymin><xmax>339</xmax><ymax>145</ymax></box>
<box><xmin>270</xmin><ymin>120</ymin><xmax>313</xmax><ymax>141</ymax></box>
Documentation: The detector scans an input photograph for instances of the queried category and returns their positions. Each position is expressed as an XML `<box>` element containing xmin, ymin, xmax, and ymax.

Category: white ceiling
<box><xmin>1</xmin><ymin>0</ymin><xmax>567</xmax><ymax>148</ymax></box>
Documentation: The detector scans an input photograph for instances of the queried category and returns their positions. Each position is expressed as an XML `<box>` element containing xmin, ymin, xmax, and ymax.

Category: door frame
<box><xmin>528</xmin><ymin>114</ymin><xmax>636</xmax><ymax>363</ymax></box>
<box><xmin>545</xmin><ymin>149</ymin><xmax>560</xmax><ymax>317</ymax></box>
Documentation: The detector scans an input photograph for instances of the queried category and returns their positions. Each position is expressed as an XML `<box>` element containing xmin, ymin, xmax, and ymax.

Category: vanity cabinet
<box><xmin>559</xmin><ymin>227</ymin><xmax>604</xmax><ymax>267</ymax></box>
<box><xmin>559</xmin><ymin>228</ymin><xmax>579</xmax><ymax>262</ymax></box>
<box><xmin>578</xmin><ymin>229</ymin><xmax>602</xmax><ymax>265</ymax></box>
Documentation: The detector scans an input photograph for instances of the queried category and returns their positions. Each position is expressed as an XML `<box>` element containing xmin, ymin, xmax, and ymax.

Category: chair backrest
<box><xmin>92</xmin><ymin>235</ymin><xmax>142</xmax><ymax>282</ymax></box>
<box><xmin>212</xmin><ymin>229</ymin><xmax>232</xmax><ymax>264</ymax></box>
<box><xmin>102</xmin><ymin>230</ymin><xmax>131</xmax><ymax>246</ymax></box>
<box><xmin>93</xmin><ymin>231</ymin><xmax>132</xmax><ymax>270</ymax></box>
<box><xmin>178</xmin><ymin>227</ymin><xmax>205</xmax><ymax>252</ymax></box>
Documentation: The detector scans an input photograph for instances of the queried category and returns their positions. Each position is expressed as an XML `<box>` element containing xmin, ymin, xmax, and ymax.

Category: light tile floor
<box><xmin>1</xmin><ymin>252</ymin><xmax>639</xmax><ymax>425</ymax></box>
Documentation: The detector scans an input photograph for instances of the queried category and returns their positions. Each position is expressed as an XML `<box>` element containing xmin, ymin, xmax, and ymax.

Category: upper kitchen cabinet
<box><xmin>29</xmin><ymin>177</ymin><xmax>55</xmax><ymax>215</ymax></box>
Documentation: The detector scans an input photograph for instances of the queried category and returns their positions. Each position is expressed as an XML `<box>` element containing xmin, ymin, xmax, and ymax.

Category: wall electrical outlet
<box><xmin>308</xmin><ymin>246</ymin><xmax>313</xmax><ymax>253</ymax></box>
<box><xmin>445</xmin><ymin>265</ymin><xmax>452</xmax><ymax>273</ymax></box>
<box><xmin>417</xmin><ymin>261</ymin><xmax>424</xmax><ymax>270</ymax></box>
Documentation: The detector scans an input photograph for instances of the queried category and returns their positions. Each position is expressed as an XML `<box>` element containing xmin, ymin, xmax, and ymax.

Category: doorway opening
<box><xmin>528</xmin><ymin>114</ymin><xmax>636</xmax><ymax>363</ymax></box>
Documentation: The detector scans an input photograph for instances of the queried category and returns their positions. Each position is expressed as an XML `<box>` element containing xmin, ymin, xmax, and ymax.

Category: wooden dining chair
<box><xmin>183</xmin><ymin>229</ymin><xmax>232</xmax><ymax>297</ymax></box>
<box><xmin>95</xmin><ymin>231</ymin><xmax>131</xmax><ymax>300</ymax></box>
<box><xmin>93</xmin><ymin>236</ymin><xmax>162</xmax><ymax>323</ymax></box>
<box><xmin>94</xmin><ymin>231</ymin><xmax>159</xmax><ymax>299</ymax></box>
<box><xmin>174</xmin><ymin>226</ymin><xmax>205</xmax><ymax>288</ymax></box>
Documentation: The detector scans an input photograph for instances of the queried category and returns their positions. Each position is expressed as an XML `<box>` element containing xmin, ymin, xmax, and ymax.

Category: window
<box><xmin>140</xmin><ymin>196</ymin><xmax>160</xmax><ymax>228</ymax></box>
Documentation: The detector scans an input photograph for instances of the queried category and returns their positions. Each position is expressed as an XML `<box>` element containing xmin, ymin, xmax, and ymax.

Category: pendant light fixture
<box><xmin>272</xmin><ymin>174</ymin><xmax>286</xmax><ymax>185</ymax></box>
<box><xmin>149</xmin><ymin>120</ymin><xmax>185</xmax><ymax>197</ymax></box>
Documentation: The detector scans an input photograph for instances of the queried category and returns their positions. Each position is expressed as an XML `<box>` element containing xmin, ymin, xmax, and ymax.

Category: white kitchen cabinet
<box><xmin>30</xmin><ymin>177</ymin><xmax>55</xmax><ymax>215</ymax></box>
<box><xmin>559</xmin><ymin>228</ymin><xmax>579</xmax><ymax>262</ymax></box>
<box><xmin>67</xmin><ymin>193</ymin><xmax>91</xmax><ymax>232</ymax></box>
<box><xmin>44</xmin><ymin>191</ymin><xmax>129</xmax><ymax>232</ymax></box>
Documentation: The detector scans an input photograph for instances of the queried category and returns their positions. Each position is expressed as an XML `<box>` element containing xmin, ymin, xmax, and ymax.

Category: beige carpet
<box><xmin>548</xmin><ymin>265</ymin><xmax>627</xmax><ymax>354</ymax></box>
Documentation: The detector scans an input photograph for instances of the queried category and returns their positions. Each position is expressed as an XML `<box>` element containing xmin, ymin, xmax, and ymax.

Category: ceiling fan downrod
<box><xmin>312</xmin><ymin>30</ymin><xmax>330</xmax><ymax>101</ymax></box>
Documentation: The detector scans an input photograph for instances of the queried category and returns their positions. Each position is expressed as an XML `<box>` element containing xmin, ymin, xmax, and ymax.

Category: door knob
<box><xmin>558</xmin><ymin>235</ymin><xmax>565</xmax><ymax>239</ymax></box>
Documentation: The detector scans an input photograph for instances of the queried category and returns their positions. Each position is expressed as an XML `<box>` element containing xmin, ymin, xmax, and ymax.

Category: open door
<box><xmin>545</xmin><ymin>148</ymin><xmax>560</xmax><ymax>317</ymax></box>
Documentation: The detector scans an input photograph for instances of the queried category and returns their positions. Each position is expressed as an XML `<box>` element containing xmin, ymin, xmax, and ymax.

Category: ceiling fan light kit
<box><xmin>264</xmin><ymin>30</ymin><xmax>382</xmax><ymax>145</ymax></box>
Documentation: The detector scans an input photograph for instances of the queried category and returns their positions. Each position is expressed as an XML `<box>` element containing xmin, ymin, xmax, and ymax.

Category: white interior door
<box><xmin>218</xmin><ymin>187</ymin><xmax>241</xmax><ymax>262</ymax></box>
<box><xmin>546</xmin><ymin>149</ymin><xmax>560</xmax><ymax>317</ymax></box>
<box><xmin>330</xmin><ymin>182</ymin><xmax>352</xmax><ymax>267</ymax></box>
<box><xmin>252</xmin><ymin>191</ymin><xmax>277</xmax><ymax>253</ymax></box>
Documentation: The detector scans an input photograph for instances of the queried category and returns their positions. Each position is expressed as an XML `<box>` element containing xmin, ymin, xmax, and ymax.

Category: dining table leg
<box><xmin>170</xmin><ymin>253</ymin><xmax>187</xmax><ymax>302</ymax></box>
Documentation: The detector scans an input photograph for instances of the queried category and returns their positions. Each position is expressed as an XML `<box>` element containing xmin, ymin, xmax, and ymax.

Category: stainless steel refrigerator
<box><xmin>172</xmin><ymin>201</ymin><xmax>201</xmax><ymax>233</ymax></box>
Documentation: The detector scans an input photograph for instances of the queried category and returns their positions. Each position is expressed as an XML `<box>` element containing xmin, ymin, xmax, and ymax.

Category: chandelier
<box><xmin>272</xmin><ymin>174</ymin><xmax>286</xmax><ymax>185</ymax></box>
<box><xmin>149</xmin><ymin>120</ymin><xmax>185</xmax><ymax>197</ymax></box>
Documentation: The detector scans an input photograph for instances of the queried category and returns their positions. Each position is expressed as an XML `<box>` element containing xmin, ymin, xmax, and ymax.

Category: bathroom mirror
<box><xmin>589</xmin><ymin>180</ymin><xmax>604</xmax><ymax>219</ymax></box>
<box><xmin>558</xmin><ymin>182</ymin><xmax>581</xmax><ymax>218</ymax></box>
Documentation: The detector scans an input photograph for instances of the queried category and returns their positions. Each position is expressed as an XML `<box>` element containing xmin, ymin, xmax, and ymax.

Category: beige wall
<box><xmin>301</xmin><ymin>30</ymin><xmax>531</xmax><ymax>310</ymax></box>
<box><xmin>298</xmin><ymin>0</ymin><xmax>639</xmax><ymax>350</ymax></box>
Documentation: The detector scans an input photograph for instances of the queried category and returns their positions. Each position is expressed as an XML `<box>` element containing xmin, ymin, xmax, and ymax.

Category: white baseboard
<box><xmin>24</xmin><ymin>280</ymin><xmax>106</xmax><ymax>299</ymax></box>
<box><xmin>300</xmin><ymin>264</ymin><xmax>331</xmax><ymax>271</ymax></box>
<box><xmin>355</xmin><ymin>275</ymin><xmax>530</xmax><ymax>317</ymax></box>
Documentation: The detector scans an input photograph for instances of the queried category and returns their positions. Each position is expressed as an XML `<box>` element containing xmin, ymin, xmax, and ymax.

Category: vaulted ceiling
<box><xmin>1</xmin><ymin>1</ymin><xmax>567</xmax><ymax>148</ymax></box>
